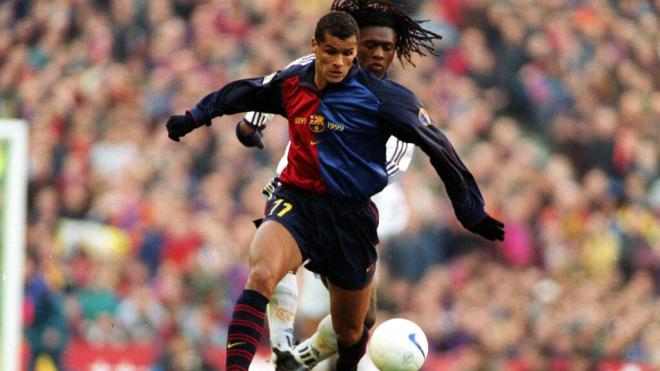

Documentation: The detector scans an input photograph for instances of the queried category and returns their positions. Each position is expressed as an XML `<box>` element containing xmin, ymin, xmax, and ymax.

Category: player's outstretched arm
<box><xmin>377</xmin><ymin>91</ymin><xmax>505</xmax><ymax>241</ymax></box>
<box><xmin>418</xmin><ymin>126</ymin><xmax>504</xmax><ymax>241</ymax></box>
<box><xmin>466</xmin><ymin>214</ymin><xmax>505</xmax><ymax>241</ymax></box>
<box><xmin>166</xmin><ymin>114</ymin><xmax>201</xmax><ymax>142</ymax></box>
<box><xmin>166</xmin><ymin>74</ymin><xmax>286</xmax><ymax>142</ymax></box>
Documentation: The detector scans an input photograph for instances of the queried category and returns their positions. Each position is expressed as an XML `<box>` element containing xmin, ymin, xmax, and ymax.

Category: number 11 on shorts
<box><xmin>269</xmin><ymin>199</ymin><xmax>293</xmax><ymax>217</ymax></box>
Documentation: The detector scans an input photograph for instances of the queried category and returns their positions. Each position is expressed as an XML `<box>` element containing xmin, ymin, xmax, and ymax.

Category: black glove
<box><xmin>467</xmin><ymin>215</ymin><xmax>505</xmax><ymax>241</ymax></box>
<box><xmin>235</xmin><ymin>120</ymin><xmax>264</xmax><ymax>149</ymax></box>
<box><xmin>166</xmin><ymin>114</ymin><xmax>197</xmax><ymax>142</ymax></box>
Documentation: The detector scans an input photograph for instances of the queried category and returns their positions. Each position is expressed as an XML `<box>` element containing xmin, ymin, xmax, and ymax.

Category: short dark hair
<box><xmin>314</xmin><ymin>11</ymin><xmax>360</xmax><ymax>43</ymax></box>
<box><xmin>331</xmin><ymin>0</ymin><xmax>442</xmax><ymax>66</ymax></box>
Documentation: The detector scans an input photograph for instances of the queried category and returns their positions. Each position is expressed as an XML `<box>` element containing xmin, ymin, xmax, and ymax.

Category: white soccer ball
<box><xmin>367</xmin><ymin>318</ymin><xmax>429</xmax><ymax>371</ymax></box>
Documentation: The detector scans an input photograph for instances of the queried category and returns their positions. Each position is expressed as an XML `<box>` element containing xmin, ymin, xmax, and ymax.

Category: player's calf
<box><xmin>336</xmin><ymin>326</ymin><xmax>369</xmax><ymax>371</ymax></box>
<box><xmin>268</xmin><ymin>273</ymin><xmax>298</xmax><ymax>353</ymax></box>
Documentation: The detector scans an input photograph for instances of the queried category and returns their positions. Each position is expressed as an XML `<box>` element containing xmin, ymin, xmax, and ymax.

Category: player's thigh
<box><xmin>369</xmin><ymin>285</ymin><xmax>377</xmax><ymax>311</ymax></box>
<box><xmin>249</xmin><ymin>220</ymin><xmax>303</xmax><ymax>283</ymax></box>
<box><xmin>327</xmin><ymin>281</ymin><xmax>374</xmax><ymax>339</ymax></box>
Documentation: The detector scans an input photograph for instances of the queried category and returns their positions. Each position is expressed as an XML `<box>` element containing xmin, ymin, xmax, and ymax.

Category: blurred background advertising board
<box><xmin>0</xmin><ymin>120</ymin><xmax>28</xmax><ymax>371</ymax></box>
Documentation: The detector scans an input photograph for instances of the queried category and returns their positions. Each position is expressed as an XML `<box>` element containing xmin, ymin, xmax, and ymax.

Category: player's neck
<box><xmin>314</xmin><ymin>77</ymin><xmax>327</xmax><ymax>90</ymax></box>
<box><xmin>313</xmin><ymin>66</ymin><xmax>328</xmax><ymax>90</ymax></box>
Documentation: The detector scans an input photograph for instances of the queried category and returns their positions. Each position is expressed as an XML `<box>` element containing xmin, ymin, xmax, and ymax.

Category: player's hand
<box><xmin>235</xmin><ymin>119</ymin><xmax>264</xmax><ymax>149</ymax></box>
<box><xmin>166</xmin><ymin>114</ymin><xmax>197</xmax><ymax>142</ymax></box>
<box><xmin>467</xmin><ymin>215</ymin><xmax>505</xmax><ymax>241</ymax></box>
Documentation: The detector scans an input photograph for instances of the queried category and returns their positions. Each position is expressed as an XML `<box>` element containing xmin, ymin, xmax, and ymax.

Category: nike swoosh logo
<box><xmin>408</xmin><ymin>333</ymin><xmax>426</xmax><ymax>357</ymax></box>
<box><xmin>227</xmin><ymin>341</ymin><xmax>246</xmax><ymax>349</ymax></box>
<box><xmin>310</xmin><ymin>140</ymin><xmax>321</xmax><ymax>145</ymax></box>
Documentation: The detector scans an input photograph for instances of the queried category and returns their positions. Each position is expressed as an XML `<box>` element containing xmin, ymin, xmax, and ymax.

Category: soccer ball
<box><xmin>367</xmin><ymin>318</ymin><xmax>428</xmax><ymax>371</ymax></box>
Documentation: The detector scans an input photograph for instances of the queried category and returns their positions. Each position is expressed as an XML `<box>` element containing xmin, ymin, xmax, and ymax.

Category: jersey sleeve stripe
<box><xmin>394</xmin><ymin>142</ymin><xmax>409</xmax><ymax>166</ymax></box>
<box><xmin>386</xmin><ymin>141</ymin><xmax>408</xmax><ymax>168</ymax></box>
<box><xmin>385</xmin><ymin>140</ymin><xmax>402</xmax><ymax>166</ymax></box>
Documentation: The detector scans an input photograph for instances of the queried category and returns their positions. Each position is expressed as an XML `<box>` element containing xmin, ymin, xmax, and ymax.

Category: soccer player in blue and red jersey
<box><xmin>167</xmin><ymin>11</ymin><xmax>504</xmax><ymax>371</ymax></box>
<box><xmin>234</xmin><ymin>2</ymin><xmax>443</xmax><ymax>369</ymax></box>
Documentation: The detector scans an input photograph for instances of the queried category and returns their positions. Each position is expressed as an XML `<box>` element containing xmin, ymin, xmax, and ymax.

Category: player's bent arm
<box><xmin>384</xmin><ymin>137</ymin><xmax>415</xmax><ymax>183</ymax></box>
<box><xmin>236</xmin><ymin>119</ymin><xmax>265</xmax><ymax>149</ymax></box>
<box><xmin>243</xmin><ymin>111</ymin><xmax>275</xmax><ymax>130</ymax></box>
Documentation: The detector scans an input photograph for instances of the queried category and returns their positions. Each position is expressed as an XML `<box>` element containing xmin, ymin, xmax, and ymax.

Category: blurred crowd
<box><xmin>3</xmin><ymin>0</ymin><xmax>658</xmax><ymax>369</ymax></box>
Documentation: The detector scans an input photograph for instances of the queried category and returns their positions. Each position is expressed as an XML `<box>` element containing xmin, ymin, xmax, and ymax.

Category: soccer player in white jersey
<box><xmin>232</xmin><ymin>2</ymin><xmax>448</xmax><ymax>370</ymax></box>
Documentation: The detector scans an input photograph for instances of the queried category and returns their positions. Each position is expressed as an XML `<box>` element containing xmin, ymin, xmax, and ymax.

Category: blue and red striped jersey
<box><xmin>188</xmin><ymin>61</ymin><xmax>487</xmax><ymax>228</ymax></box>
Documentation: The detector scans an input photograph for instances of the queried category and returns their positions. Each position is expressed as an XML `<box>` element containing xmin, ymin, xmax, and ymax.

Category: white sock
<box><xmin>293</xmin><ymin>314</ymin><xmax>337</xmax><ymax>368</ymax></box>
<box><xmin>267</xmin><ymin>272</ymin><xmax>298</xmax><ymax>352</ymax></box>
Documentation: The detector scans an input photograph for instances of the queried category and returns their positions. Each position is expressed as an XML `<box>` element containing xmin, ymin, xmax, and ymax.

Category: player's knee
<box><xmin>364</xmin><ymin>307</ymin><xmax>376</xmax><ymax>330</ymax></box>
<box><xmin>246</xmin><ymin>264</ymin><xmax>277</xmax><ymax>297</ymax></box>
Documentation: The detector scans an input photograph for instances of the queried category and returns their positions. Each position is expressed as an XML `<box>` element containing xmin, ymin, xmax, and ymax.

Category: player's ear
<box><xmin>311</xmin><ymin>37</ymin><xmax>318</xmax><ymax>53</ymax></box>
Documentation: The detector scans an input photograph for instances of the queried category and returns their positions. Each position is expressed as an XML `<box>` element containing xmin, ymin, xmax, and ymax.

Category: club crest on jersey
<box><xmin>309</xmin><ymin>115</ymin><xmax>325</xmax><ymax>133</ymax></box>
<box><xmin>418</xmin><ymin>108</ymin><xmax>431</xmax><ymax>127</ymax></box>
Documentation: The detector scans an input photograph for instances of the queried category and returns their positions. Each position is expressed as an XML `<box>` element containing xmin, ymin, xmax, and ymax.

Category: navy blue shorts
<box><xmin>263</xmin><ymin>184</ymin><xmax>379</xmax><ymax>290</ymax></box>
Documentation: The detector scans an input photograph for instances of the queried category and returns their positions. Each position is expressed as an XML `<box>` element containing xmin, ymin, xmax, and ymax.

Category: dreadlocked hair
<box><xmin>331</xmin><ymin>0</ymin><xmax>442</xmax><ymax>66</ymax></box>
